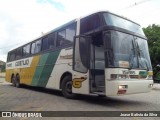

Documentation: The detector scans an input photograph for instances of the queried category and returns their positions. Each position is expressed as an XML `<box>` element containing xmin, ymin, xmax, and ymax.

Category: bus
<box><xmin>6</xmin><ymin>11</ymin><xmax>153</xmax><ymax>98</ymax></box>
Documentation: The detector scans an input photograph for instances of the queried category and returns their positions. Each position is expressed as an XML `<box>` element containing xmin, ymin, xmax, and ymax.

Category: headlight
<box><xmin>118</xmin><ymin>85</ymin><xmax>128</xmax><ymax>89</ymax></box>
<box><xmin>117</xmin><ymin>85</ymin><xmax>128</xmax><ymax>94</ymax></box>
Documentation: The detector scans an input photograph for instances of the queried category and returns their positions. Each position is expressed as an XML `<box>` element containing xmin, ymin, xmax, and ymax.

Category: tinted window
<box><xmin>80</xmin><ymin>14</ymin><xmax>100</xmax><ymax>34</ymax></box>
<box><xmin>35</xmin><ymin>40</ymin><xmax>41</xmax><ymax>53</ymax></box>
<box><xmin>42</xmin><ymin>33</ymin><xmax>56</xmax><ymax>51</ymax></box>
<box><xmin>16</xmin><ymin>48</ymin><xmax>22</xmax><ymax>59</ymax></box>
<box><xmin>42</xmin><ymin>36</ymin><xmax>48</xmax><ymax>51</ymax></box>
<box><xmin>31</xmin><ymin>40</ymin><xmax>41</xmax><ymax>54</ymax></box>
<box><xmin>57</xmin><ymin>23</ymin><xmax>76</xmax><ymax>47</ymax></box>
<box><xmin>9</xmin><ymin>51</ymin><xmax>16</xmax><ymax>61</ymax></box>
<box><xmin>7</xmin><ymin>53</ymin><xmax>10</xmax><ymax>61</ymax></box>
<box><xmin>66</xmin><ymin>23</ymin><xmax>76</xmax><ymax>42</ymax></box>
<box><xmin>57</xmin><ymin>30</ymin><xmax>66</xmax><ymax>47</ymax></box>
<box><xmin>48</xmin><ymin>33</ymin><xmax>55</xmax><ymax>49</ymax></box>
<box><xmin>103</xmin><ymin>13</ymin><xmax>145</xmax><ymax>36</ymax></box>
<box><xmin>23</xmin><ymin>44</ymin><xmax>30</xmax><ymax>56</ymax></box>
<box><xmin>31</xmin><ymin>42</ymin><xmax>36</xmax><ymax>54</ymax></box>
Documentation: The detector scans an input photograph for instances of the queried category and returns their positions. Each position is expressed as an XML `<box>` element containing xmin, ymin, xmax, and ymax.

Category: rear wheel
<box><xmin>61</xmin><ymin>76</ymin><xmax>75</xmax><ymax>99</ymax></box>
<box><xmin>11</xmin><ymin>76</ymin><xmax>16</xmax><ymax>87</ymax></box>
<box><xmin>15</xmin><ymin>75</ymin><xmax>20</xmax><ymax>88</ymax></box>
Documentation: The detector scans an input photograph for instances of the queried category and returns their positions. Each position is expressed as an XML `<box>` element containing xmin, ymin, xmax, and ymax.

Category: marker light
<box><xmin>147</xmin><ymin>71</ymin><xmax>153</xmax><ymax>80</ymax></box>
<box><xmin>148</xmin><ymin>71</ymin><xmax>153</xmax><ymax>76</ymax></box>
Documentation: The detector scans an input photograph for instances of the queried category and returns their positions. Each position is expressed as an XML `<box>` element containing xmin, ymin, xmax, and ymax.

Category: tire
<box><xmin>61</xmin><ymin>76</ymin><xmax>75</xmax><ymax>99</ymax></box>
<box><xmin>11</xmin><ymin>76</ymin><xmax>16</xmax><ymax>87</ymax></box>
<box><xmin>15</xmin><ymin>75</ymin><xmax>21</xmax><ymax>88</ymax></box>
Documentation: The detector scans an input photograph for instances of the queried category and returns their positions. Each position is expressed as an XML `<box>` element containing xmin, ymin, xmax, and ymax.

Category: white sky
<box><xmin>0</xmin><ymin>0</ymin><xmax>160</xmax><ymax>62</ymax></box>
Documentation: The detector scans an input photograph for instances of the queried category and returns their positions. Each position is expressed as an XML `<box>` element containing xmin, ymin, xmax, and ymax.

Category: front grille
<box><xmin>129</xmin><ymin>75</ymin><xmax>147</xmax><ymax>79</ymax></box>
<box><xmin>129</xmin><ymin>75</ymin><xmax>138</xmax><ymax>79</ymax></box>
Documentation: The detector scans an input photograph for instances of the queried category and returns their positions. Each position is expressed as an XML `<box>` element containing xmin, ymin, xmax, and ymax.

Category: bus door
<box><xmin>90</xmin><ymin>33</ymin><xmax>105</xmax><ymax>93</ymax></box>
<box><xmin>72</xmin><ymin>35</ymin><xmax>91</xmax><ymax>95</ymax></box>
<box><xmin>72</xmin><ymin>35</ymin><xmax>105</xmax><ymax>94</ymax></box>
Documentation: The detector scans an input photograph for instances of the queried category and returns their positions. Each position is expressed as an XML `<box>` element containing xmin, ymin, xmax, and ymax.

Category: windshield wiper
<box><xmin>129</xmin><ymin>39</ymin><xmax>137</xmax><ymax>69</ymax></box>
<box><xmin>135</xmin><ymin>39</ymin><xmax>149</xmax><ymax>70</ymax></box>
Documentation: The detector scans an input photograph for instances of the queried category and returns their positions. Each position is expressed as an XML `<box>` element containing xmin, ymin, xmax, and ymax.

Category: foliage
<box><xmin>143</xmin><ymin>24</ymin><xmax>160</xmax><ymax>67</ymax></box>
<box><xmin>0</xmin><ymin>64</ymin><xmax>6</xmax><ymax>72</ymax></box>
<box><xmin>143</xmin><ymin>24</ymin><xmax>160</xmax><ymax>81</ymax></box>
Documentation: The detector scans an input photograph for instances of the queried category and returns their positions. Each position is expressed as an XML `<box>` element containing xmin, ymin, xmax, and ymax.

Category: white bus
<box><xmin>6</xmin><ymin>11</ymin><xmax>153</xmax><ymax>98</ymax></box>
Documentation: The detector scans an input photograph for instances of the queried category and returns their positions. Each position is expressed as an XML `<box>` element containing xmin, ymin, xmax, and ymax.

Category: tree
<box><xmin>143</xmin><ymin>24</ymin><xmax>160</xmax><ymax>82</ymax></box>
<box><xmin>143</xmin><ymin>24</ymin><xmax>160</xmax><ymax>66</ymax></box>
<box><xmin>1</xmin><ymin>64</ymin><xmax>6</xmax><ymax>72</ymax></box>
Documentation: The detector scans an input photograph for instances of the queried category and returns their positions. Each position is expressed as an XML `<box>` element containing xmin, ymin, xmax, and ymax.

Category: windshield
<box><xmin>103</xmin><ymin>13</ymin><xmax>145</xmax><ymax>36</ymax></box>
<box><xmin>104</xmin><ymin>31</ymin><xmax>152</xmax><ymax>70</ymax></box>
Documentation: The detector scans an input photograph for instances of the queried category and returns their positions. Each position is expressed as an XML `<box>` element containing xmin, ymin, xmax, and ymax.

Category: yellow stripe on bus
<box><xmin>5</xmin><ymin>55</ymin><xmax>41</xmax><ymax>85</ymax></box>
<box><xmin>20</xmin><ymin>55</ymin><xmax>40</xmax><ymax>85</ymax></box>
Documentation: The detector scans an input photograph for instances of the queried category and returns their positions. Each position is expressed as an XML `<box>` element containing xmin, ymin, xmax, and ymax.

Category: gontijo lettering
<box><xmin>15</xmin><ymin>59</ymin><xmax>29</xmax><ymax>66</ymax></box>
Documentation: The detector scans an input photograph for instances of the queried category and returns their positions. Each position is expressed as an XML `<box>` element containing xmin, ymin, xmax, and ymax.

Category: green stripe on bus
<box><xmin>31</xmin><ymin>50</ymin><xmax>61</xmax><ymax>87</ymax></box>
<box><xmin>31</xmin><ymin>53</ymin><xmax>49</xmax><ymax>86</ymax></box>
<box><xmin>37</xmin><ymin>50</ymin><xmax>60</xmax><ymax>87</ymax></box>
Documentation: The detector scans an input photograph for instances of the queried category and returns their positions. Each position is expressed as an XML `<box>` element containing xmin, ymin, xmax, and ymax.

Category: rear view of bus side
<box><xmin>6</xmin><ymin>11</ymin><xmax>153</xmax><ymax>98</ymax></box>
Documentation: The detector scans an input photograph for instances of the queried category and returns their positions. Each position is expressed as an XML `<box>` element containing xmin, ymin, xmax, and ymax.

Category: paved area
<box><xmin>0</xmin><ymin>78</ymin><xmax>160</xmax><ymax>120</ymax></box>
<box><xmin>152</xmin><ymin>83</ymin><xmax>160</xmax><ymax>90</ymax></box>
<box><xmin>1</xmin><ymin>77</ymin><xmax>160</xmax><ymax>90</ymax></box>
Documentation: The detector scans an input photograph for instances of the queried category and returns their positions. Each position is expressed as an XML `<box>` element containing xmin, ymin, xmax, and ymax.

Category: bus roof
<box><xmin>8</xmin><ymin>10</ymin><xmax>140</xmax><ymax>52</ymax></box>
<box><xmin>79</xmin><ymin>10</ymin><xmax>140</xmax><ymax>26</ymax></box>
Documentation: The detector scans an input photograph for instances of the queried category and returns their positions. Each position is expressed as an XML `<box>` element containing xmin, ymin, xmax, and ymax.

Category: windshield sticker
<box><xmin>119</xmin><ymin>61</ymin><xmax>129</xmax><ymax>68</ymax></box>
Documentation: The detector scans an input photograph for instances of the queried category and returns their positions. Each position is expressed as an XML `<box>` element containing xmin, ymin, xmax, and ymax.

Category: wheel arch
<box><xmin>16</xmin><ymin>73</ymin><xmax>20</xmax><ymax>81</ymax></box>
<box><xmin>60</xmin><ymin>72</ymin><xmax>72</xmax><ymax>89</ymax></box>
<box><xmin>11</xmin><ymin>73</ymin><xmax>15</xmax><ymax>83</ymax></box>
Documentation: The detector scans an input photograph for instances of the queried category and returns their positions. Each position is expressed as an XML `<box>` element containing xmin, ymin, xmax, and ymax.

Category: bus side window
<box><xmin>56</xmin><ymin>23</ymin><xmax>76</xmax><ymax>47</ymax></box>
<box><xmin>23</xmin><ymin>44</ymin><xmax>30</xmax><ymax>56</ymax></box>
<box><xmin>10</xmin><ymin>51</ymin><xmax>16</xmax><ymax>61</ymax></box>
<box><xmin>35</xmin><ymin>40</ymin><xmax>41</xmax><ymax>53</ymax></box>
<box><xmin>8</xmin><ymin>52</ymin><xmax>11</xmax><ymax>61</ymax></box>
<box><xmin>42</xmin><ymin>36</ymin><xmax>49</xmax><ymax>51</ymax></box>
<box><xmin>31</xmin><ymin>42</ymin><xmax>36</xmax><ymax>54</ymax></box>
<box><xmin>66</xmin><ymin>23</ymin><xmax>76</xmax><ymax>42</ymax></box>
<box><xmin>48</xmin><ymin>33</ymin><xmax>55</xmax><ymax>49</ymax></box>
<box><xmin>42</xmin><ymin>33</ymin><xmax>55</xmax><ymax>51</ymax></box>
<box><xmin>57</xmin><ymin>30</ymin><xmax>66</xmax><ymax>47</ymax></box>
<box><xmin>7</xmin><ymin>53</ymin><xmax>10</xmax><ymax>62</ymax></box>
<box><xmin>31</xmin><ymin>39</ymin><xmax>41</xmax><ymax>54</ymax></box>
<box><xmin>16</xmin><ymin>48</ymin><xmax>22</xmax><ymax>59</ymax></box>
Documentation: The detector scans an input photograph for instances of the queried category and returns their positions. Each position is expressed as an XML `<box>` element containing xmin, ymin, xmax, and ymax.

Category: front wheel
<box><xmin>61</xmin><ymin>76</ymin><xmax>75</xmax><ymax>99</ymax></box>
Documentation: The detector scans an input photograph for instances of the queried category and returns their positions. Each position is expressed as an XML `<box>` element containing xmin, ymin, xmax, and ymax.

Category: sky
<box><xmin>0</xmin><ymin>0</ymin><xmax>160</xmax><ymax>62</ymax></box>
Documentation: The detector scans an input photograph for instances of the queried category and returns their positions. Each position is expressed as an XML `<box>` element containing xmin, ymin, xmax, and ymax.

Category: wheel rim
<box><xmin>66</xmin><ymin>81</ymin><xmax>72</xmax><ymax>93</ymax></box>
